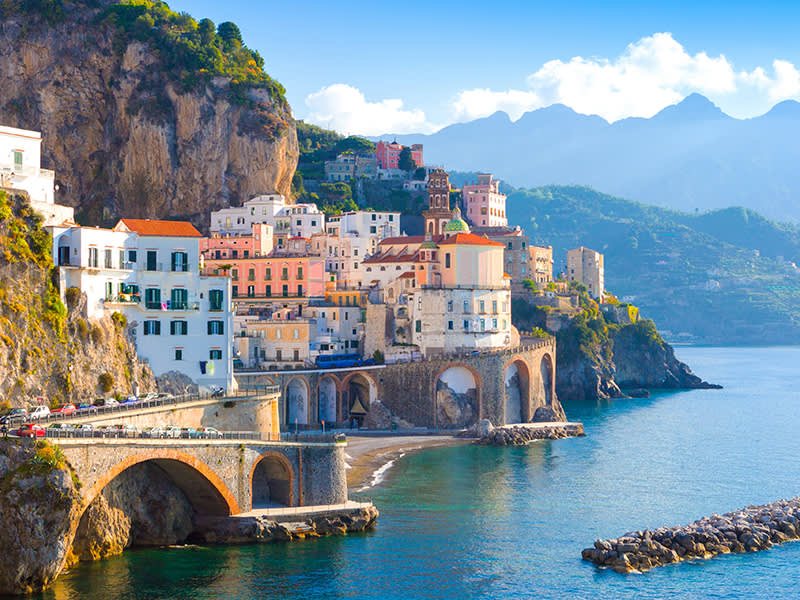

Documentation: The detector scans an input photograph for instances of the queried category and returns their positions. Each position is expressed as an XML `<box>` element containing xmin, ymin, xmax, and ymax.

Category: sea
<box><xmin>38</xmin><ymin>346</ymin><xmax>800</xmax><ymax>599</ymax></box>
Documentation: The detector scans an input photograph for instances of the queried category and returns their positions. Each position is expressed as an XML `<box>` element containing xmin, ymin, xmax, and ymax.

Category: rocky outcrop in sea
<box><xmin>581</xmin><ymin>498</ymin><xmax>800</xmax><ymax>573</ymax></box>
<box><xmin>469</xmin><ymin>419</ymin><xmax>585</xmax><ymax>446</ymax></box>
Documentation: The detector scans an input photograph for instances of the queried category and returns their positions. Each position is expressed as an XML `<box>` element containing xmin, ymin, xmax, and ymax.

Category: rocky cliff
<box><xmin>0</xmin><ymin>191</ymin><xmax>153</xmax><ymax>408</ymax></box>
<box><xmin>0</xmin><ymin>440</ymin><xmax>82</xmax><ymax>595</ymax></box>
<box><xmin>513</xmin><ymin>296</ymin><xmax>718</xmax><ymax>402</ymax></box>
<box><xmin>0</xmin><ymin>1</ymin><xmax>298</xmax><ymax>229</ymax></box>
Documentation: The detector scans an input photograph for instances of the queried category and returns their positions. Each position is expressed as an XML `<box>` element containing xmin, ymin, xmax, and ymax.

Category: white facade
<box><xmin>50</xmin><ymin>221</ymin><xmax>234</xmax><ymax>392</ymax></box>
<box><xmin>0</xmin><ymin>125</ymin><xmax>73</xmax><ymax>225</ymax></box>
<box><xmin>210</xmin><ymin>194</ymin><xmax>325</xmax><ymax>240</ymax></box>
<box><xmin>307</xmin><ymin>304</ymin><xmax>363</xmax><ymax>355</ymax></box>
<box><xmin>274</xmin><ymin>203</ymin><xmax>325</xmax><ymax>239</ymax></box>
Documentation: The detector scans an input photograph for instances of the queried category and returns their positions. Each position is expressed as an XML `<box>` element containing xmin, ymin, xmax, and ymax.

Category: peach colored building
<box><xmin>200</xmin><ymin>224</ymin><xmax>273</xmax><ymax>260</ymax></box>
<box><xmin>462</xmin><ymin>173</ymin><xmax>507</xmax><ymax>228</ymax></box>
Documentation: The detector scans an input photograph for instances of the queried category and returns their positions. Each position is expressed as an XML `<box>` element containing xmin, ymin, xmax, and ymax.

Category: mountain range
<box><xmin>384</xmin><ymin>94</ymin><xmax>800</xmax><ymax>223</ymax></box>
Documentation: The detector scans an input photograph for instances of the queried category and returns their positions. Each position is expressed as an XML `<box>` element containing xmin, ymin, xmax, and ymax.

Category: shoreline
<box><xmin>345</xmin><ymin>434</ymin><xmax>470</xmax><ymax>491</ymax></box>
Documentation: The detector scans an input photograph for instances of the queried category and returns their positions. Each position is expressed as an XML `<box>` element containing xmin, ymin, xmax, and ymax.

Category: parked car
<box><xmin>78</xmin><ymin>424</ymin><xmax>95</xmax><ymax>435</ymax></box>
<box><xmin>180</xmin><ymin>427</ymin><xmax>198</xmax><ymax>439</ymax></box>
<box><xmin>15</xmin><ymin>423</ymin><xmax>45</xmax><ymax>437</ymax></box>
<box><xmin>137</xmin><ymin>393</ymin><xmax>158</xmax><ymax>402</ymax></box>
<box><xmin>5</xmin><ymin>408</ymin><xmax>27</xmax><ymax>423</ymax></box>
<box><xmin>143</xmin><ymin>426</ymin><xmax>165</xmax><ymax>438</ymax></box>
<box><xmin>164</xmin><ymin>426</ymin><xmax>182</xmax><ymax>439</ymax></box>
<box><xmin>51</xmin><ymin>403</ymin><xmax>77</xmax><ymax>416</ymax></box>
<box><xmin>155</xmin><ymin>393</ymin><xmax>173</xmax><ymax>400</ymax></box>
<box><xmin>28</xmin><ymin>405</ymin><xmax>50</xmax><ymax>420</ymax></box>
<box><xmin>123</xmin><ymin>395</ymin><xmax>138</xmax><ymax>404</ymax></box>
<box><xmin>199</xmin><ymin>427</ymin><xmax>222</xmax><ymax>439</ymax></box>
<box><xmin>93</xmin><ymin>398</ymin><xmax>119</xmax><ymax>408</ymax></box>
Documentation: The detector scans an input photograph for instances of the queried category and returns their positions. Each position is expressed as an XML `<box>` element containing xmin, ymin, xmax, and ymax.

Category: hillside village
<box><xmin>1</xmin><ymin>123</ymin><xmax>610</xmax><ymax>426</ymax></box>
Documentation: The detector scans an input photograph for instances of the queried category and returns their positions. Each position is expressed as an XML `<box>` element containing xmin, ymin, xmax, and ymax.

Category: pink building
<box><xmin>376</xmin><ymin>140</ymin><xmax>423</xmax><ymax>170</ymax></box>
<box><xmin>462</xmin><ymin>174</ymin><xmax>507</xmax><ymax>227</ymax></box>
<box><xmin>199</xmin><ymin>224</ymin><xmax>273</xmax><ymax>259</ymax></box>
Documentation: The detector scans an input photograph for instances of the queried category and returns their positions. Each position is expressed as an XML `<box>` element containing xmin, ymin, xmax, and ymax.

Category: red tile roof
<box><xmin>399</xmin><ymin>272</ymin><xmax>416</xmax><ymax>279</ymax></box>
<box><xmin>115</xmin><ymin>219</ymin><xmax>202</xmax><ymax>237</ymax></box>
<box><xmin>379</xmin><ymin>234</ymin><xmax>444</xmax><ymax>245</ymax></box>
<box><xmin>436</xmin><ymin>233</ymin><xmax>505</xmax><ymax>247</ymax></box>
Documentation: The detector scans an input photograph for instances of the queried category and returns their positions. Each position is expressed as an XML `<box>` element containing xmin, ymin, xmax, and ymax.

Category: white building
<box><xmin>566</xmin><ymin>246</ymin><xmax>605</xmax><ymax>299</ymax></box>
<box><xmin>0</xmin><ymin>125</ymin><xmax>73</xmax><ymax>225</ymax></box>
<box><xmin>50</xmin><ymin>218</ymin><xmax>234</xmax><ymax>392</ymax></box>
<box><xmin>210</xmin><ymin>194</ymin><xmax>324</xmax><ymax>241</ymax></box>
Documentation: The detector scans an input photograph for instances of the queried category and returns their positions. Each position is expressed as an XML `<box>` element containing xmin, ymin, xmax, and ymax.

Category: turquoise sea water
<box><xmin>41</xmin><ymin>346</ymin><xmax>800</xmax><ymax>599</ymax></box>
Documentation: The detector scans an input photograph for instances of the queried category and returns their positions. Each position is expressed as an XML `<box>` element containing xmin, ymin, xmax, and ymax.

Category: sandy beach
<box><xmin>344</xmin><ymin>433</ymin><xmax>471</xmax><ymax>490</ymax></box>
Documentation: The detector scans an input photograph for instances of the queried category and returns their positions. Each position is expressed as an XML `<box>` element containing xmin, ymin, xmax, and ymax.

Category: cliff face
<box><xmin>0</xmin><ymin>192</ymin><xmax>154</xmax><ymax>407</ymax></box>
<box><xmin>0</xmin><ymin>2</ymin><xmax>298</xmax><ymax>229</ymax></box>
<box><xmin>0</xmin><ymin>440</ymin><xmax>82</xmax><ymax>596</ymax></box>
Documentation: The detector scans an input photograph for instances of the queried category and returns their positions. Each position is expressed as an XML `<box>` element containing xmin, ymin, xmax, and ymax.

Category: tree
<box><xmin>522</xmin><ymin>278</ymin><xmax>538</xmax><ymax>292</ymax></box>
<box><xmin>217</xmin><ymin>21</ymin><xmax>242</xmax><ymax>46</ymax></box>
<box><xmin>398</xmin><ymin>146</ymin><xmax>416</xmax><ymax>171</ymax></box>
<box><xmin>413</xmin><ymin>166</ymin><xmax>426</xmax><ymax>181</ymax></box>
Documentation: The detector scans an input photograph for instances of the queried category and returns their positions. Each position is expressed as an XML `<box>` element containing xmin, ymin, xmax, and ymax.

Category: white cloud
<box><xmin>452</xmin><ymin>33</ymin><xmax>800</xmax><ymax>123</ymax></box>
<box><xmin>304</xmin><ymin>83</ymin><xmax>436</xmax><ymax>136</ymax></box>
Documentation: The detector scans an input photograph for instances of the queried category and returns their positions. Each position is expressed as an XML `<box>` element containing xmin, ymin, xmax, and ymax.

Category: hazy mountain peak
<box><xmin>652</xmin><ymin>93</ymin><xmax>730</xmax><ymax>122</ymax></box>
<box><xmin>761</xmin><ymin>99</ymin><xmax>800</xmax><ymax>119</ymax></box>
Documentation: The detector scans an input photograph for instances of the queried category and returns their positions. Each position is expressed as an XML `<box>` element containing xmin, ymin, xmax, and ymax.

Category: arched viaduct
<box><xmin>237</xmin><ymin>338</ymin><xmax>561</xmax><ymax>429</ymax></box>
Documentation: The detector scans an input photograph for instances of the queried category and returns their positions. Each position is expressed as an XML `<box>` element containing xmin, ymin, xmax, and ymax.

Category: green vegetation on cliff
<box><xmin>507</xmin><ymin>185</ymin><xmax>800</xmax><ymax>344</ymax></box>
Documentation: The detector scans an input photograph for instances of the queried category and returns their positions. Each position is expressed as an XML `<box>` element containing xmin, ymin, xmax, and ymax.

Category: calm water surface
<box><xmin>41</xmin><ymin>346</ymin><xmax>800</xmax><ymax>599</ymax></box>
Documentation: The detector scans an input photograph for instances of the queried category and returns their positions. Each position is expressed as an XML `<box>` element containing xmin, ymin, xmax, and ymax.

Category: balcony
<box><xmin>105</xmin><ymin>295</ymin><xmax>200</xmax><ymax>311</ymax></box>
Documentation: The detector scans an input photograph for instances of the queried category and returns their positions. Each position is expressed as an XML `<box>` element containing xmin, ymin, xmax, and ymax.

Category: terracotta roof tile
<box><xmin>115</xmin><ymin>219</ymin><xmax>202</xmax><ymax>237</ymax></box>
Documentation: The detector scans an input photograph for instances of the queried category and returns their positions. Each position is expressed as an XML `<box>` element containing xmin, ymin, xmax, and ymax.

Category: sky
<box><xmin>167</xmin><ymin>0</ymin><xmax>800</xmax><ymax>135</ymax></box>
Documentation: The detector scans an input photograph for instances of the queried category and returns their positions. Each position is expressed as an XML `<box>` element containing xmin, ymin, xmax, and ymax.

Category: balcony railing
<box><xmin>105</xmin><ymin>295</ymin><xmax>200</xmax><ymax>311</ymax></box>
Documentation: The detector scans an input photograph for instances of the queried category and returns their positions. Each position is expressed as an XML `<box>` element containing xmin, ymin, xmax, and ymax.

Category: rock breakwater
<box><xmin>478</xmin><ymin>422</ymin><xmax>585</xmax><ymax>446</ymax></box>
<box><xmin>582</xmin><ymin>498</ymin><xmax>800</xmax><ymax>573</ymax></box>
<box><xmin>194</xmin><ymin>504</ymin><xmax>379</xmax><ymax>544</ymax></box>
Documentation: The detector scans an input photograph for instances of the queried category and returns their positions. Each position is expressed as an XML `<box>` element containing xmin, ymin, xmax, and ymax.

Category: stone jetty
<box><xmin>582</xmin><ymin>498</ymin><xmax>800</xmax><ymax>573</ymax></box>
<box><xmin>476</xmin><ymin>421</ymin><xmax>585</xmax><ymax>446</ymax></box>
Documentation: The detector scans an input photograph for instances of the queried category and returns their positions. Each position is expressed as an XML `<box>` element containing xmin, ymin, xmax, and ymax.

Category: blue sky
<box><xmin>167</xmin><ymin>0</ymin><xmax>800</xmax><ymax>134</ymax></box>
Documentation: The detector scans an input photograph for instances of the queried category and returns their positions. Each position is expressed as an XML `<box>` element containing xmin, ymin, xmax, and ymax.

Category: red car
<box><xmin>15</xmin><ymin>423</ymin><xmax>45</xmax><ymax>438</ymax></box>
<box><xmin>51</xmin><ymin>403</ymin><xmax>77</xmax><ymax>416</ymax></box>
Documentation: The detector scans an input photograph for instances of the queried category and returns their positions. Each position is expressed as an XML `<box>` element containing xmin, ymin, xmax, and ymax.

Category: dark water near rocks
<box><xmin>40</xmin><ymin>346</ymin><xmax>800</xmax><ymax>599</ymax></box>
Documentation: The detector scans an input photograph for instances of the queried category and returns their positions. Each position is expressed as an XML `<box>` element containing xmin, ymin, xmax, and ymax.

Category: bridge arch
<box><xmin>285</xmin><ymin>375</ymin><xmax>311</xmax><ymax>426</ymax></box>
<box><xmin>504</xmin><ymin>358</ymin><xmax>530</xmax><ymax>424</ymax></box>
<box><xmin>341</xmin><ymin>371</ymin><xmax>377</xmax><ymax>427</ymax></box>
<box><xmin>316</xmin><ymin>374</ymin><xmax>340</xmax><ymax>424</ymax></box>
<box><xmin>434</xmin><ymin>363</ymin><xmax>482</xmax><ymax>428</ymax></box>
<box><xmin>539</xmin><ymin>353</ymin><xmax>555</xmax><ymax>405</ymax></box>
<box><xmin>250</xmin><ymin>450</ymin><xmax>295</xmax><ymax>508</ymax></box>
<box><xmin>81</xmin><ymin>449</ymin><xmax>239</xmax><ymax>518</ymax></box>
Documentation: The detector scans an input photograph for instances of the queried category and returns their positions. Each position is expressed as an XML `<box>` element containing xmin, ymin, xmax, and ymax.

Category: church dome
<box><xmin>443</xmin><ymin>207</ymin><xmax>470</xmax><ymax>233</ymax></box>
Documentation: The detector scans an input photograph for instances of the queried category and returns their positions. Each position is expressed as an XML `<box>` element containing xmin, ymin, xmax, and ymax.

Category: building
<box><xmin>0</xmin><ymin>125</ymin><xmax>73</xmax><ymax>226</ymax></box>
<box><xmin>376</xmin><ymin>140</ymin><xmax>423</xmax><ymax>170</ymax></box>
<box><xmin>566</xmin><ymin>246</ymin><xmax>605</xmax><ymax>299</ymax></box>
<box><xmin>423</xmin><ymin>169</ymin><xmax>454</xmax><ymax>236</ymax></box>
<box><xmin>50</xmin><ymin>219</ymin><xmax>234</xmax><ymax>392</ymax></box>
<box><xmin>200</xmin><ymin>224</ymin><xmax>273</xmax><ymax>260</ymax></box>
<box><xmin>209</xmin><ymin>194</ymin><xmax>324</xmax><ymax>240</ymax></box>
<box><xmin>324</xmin><ymin>152</ymin><xmax>378</xmax><ymax>182</ymax></box>
<box><xmin>470</xmin><ymin>226</ymin><xmax>553</xmax><ymax>292</ymax></box>
<box><xmin>462</xmin><ymin>173</ymin><xmax>507</xmax><ymax>228</ymax></box>
<box><xmin>363</xmin><ymin>211</ymin><xmax>512</xmax><ymax>357</ymax></box>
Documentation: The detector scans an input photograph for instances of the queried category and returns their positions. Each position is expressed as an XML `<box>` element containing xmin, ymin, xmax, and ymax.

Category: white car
<box><xmin>29</xmin><ymin>405</ymin><xmax>50</xmax><ymax>419</ymax></box>
<box><xmin>164</xmin><ymin>426</ymin><xmax>181</xmax><ymax>439</ymax></box>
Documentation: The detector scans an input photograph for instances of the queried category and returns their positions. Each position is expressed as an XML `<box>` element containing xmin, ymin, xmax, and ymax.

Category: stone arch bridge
<box><xmin>58</xmin><ymin>437</ymin><xmax>347</xmax><ymax>519</ymax></box>
<box><xmin>236</xmin><ymin>338</ymin><xmax>560</xmax><ymax>429</ymax></box>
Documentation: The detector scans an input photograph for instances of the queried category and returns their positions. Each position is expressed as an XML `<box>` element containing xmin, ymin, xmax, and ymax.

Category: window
<box><xmin>103</xmin><ymin>248</ymin><xmax>112</xmax><ymax>268</ymax></box>
<box><xmin>276</xmin><ymin>349</ymin><xmax>282</xmax><ymax>361</ymax></box>
<box><xmin>415</xmin><ymin>320</ymin><xmax>421</xmax><ymax>333</ymax></box>
<box><xmin>282</xmin><ymin>284</ymin><xmax>288</xmax><ymax>297</ymax></box>
<box><xmin>447</xmin><ymin>301</ymin><xmax>453</xmax><ymax>312</ymax></box>
<box><xmin>445</xmin><ymin>253</ymin><xmax>451</xmax><ymax>268</ymax></box>
<box><xmin>88</xmin><ymin>247</ymin><xmax>98</xmax><ymax>268</ymax></box>
<box><xmin>105</xmin><ymin>281</ymin><xmax>113</xmax><ymax>300</ymax></box>
<box><xmin>492</xmin><ymin>300</ymin><xmax>498</xmax><ymax>313</ymax></box>
<box><xmin>354</xmin><ymin>262</ymin><xmax>359</xmax><ymax>270</ymax></box>
<box><xmin>119</xmin><ymin>249</ymin><xmax>125</xmax><ymax>268</ymax></box>
<box><xmin>231</xmin><ymin>268</ymin><xmax>238</xmax><ymax>279</ymax></box>
<box><xmin>232</xmin><ymin>250</ymin><xmax>238</xmax><ymax>259</ymax></box>
<box><xmin>502</xmin><ymin>319</ymin><xmax>507</xmax><ymax>329</ymax></box>
<box><xmin>171</xmin><ymin>288</ymin><xmax>188</xmax><ymax>310</ymax></box>
<box><xmin>248</xmin><ymin>268</ymin><xmax>255</xmax><ymax>281</ymax></box>
<box><xmin>244</xmin><ymin>250</ymin><xmax>249</xmax><ymax>258</ymax></box>
<box><xmin>171</xmin><ymin>251</ymin><xmax>188</xmax><ymax>272</ymax></box>
<box><xmin>128</xmin><ymin>249</ymin><xmax>137</xmax><ymax>264</ymax></box>
<box><xmin>232</xmin><ymin>285</ymin><xmax>238</xmax><ymax>297</ymax></box>
<box><xmin>297</xmin><ymin>266</ymin><xmax>304</xmax><ymax>279</ymax></box>
<box><xmin>265</xmin><ymin>267</ymin><xmax>272</xmax><ymax>280</ymax></box>
<box><xmin>247</xmin><ymin>285</ymin><xmax>255</xmax><ymax>297</ymax></box>
<box><xmin>143</xmin><ymin>320</ymin><xmax>160</xmax><ymax>335</ymax></box>
<box><xmin>209</xmin><ymin>349</ymin><xmax>222</xmax><ymax>360</ymax></box>
<box><xmin>266</xmin><ymin>285</ymin><xmax>271</xmax><ymax>297</ymax></box>
<box><xmin>369</xmin><ymin>226</ymin><xmax>376</xmax><ymax>234</ymax></box>
<box><xmin>146</xmin><ymin>250</ymin><xmax>157</xmax><ymax>271</ymax></box>
<box><xmin>13</xmin><ymin>150</ymin><xmax>22</xmax><ymax>169</ymax></box>
<box><xmin>276</xmin><ymin>329</ymin><xmax>282</xmax><ymax>340</ymax></box>
<box><xmin>463</xmin><ymin>300</ymin><xmax>469</xmax><ymax>313</ymax></box>
<box><xmin>297</xmin><ymin>284</ymin><xmax>304</xmax><ymax>296</ymax></box>
<box><xmin>448</xmin><ymin>320</ymin><xmax>454</xmax><ymax>330</ymax></box>
<box><xmin>145</xmin><ymin>287</ymin><xmax>161</xmax><ymax>309</ymax></box>
<box><xmin>371</xmin><ymin>214</ymin><xmax>377</xmax><ymax>221</ymax></box>
<box><xmin>507</xmin><ymin>242</ymin><xmax>513</xmax><ymax>250</ymax></box>
<box><xmin>207</xmin><ymin>320</ymin><xmax>224</xmax><ymax>335</ymax></box>
<box><xmin>389</xmin><ymin>215</ymin><xmax>394</xmax><ymax>221</ymax></box>
<box><xmin>174</xmin><ymin>348</ymin><xmax>183</xmax><ymax>361</ymax></box>
<box><xmin>492</xmin><ymin>318</ymin><xmax>498</xmax><ymax>329</ymax></box>
<box><xmin>463</xmin><ymin>320</ymin><xmax>469</xmax><ymax>330</ymax></box>
<box><xmin>209</xmin><ymin>289</ymin><xmax>224</xmax><ymax>311</ymax></box>
<box><xmin>296</xmin><ymin>219</ymin><xmax>301</xmax><ymax>226</ymax></box>
<box><xmin>170</xmin><ymin>320</ymin><xmax>187</xmax><ymax>335</ymax></box>
<box><xmin>293</xmin><ymin>328</ymin><xmax>299</xmax><ymax>339</ymax></box>
<box><xmin>480</xmin><ymin>319</ymin><xmax>485</xmax><ymax>332</ymax></box>
<box><xmin>281</xmin><ymin>267</ymin><xmax>289</xmax><ymax>280</ymax></box>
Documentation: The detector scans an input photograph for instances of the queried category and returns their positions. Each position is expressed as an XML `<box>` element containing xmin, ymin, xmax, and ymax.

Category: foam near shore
<box><xmin>582</xmin><ymin>497</ymin><xmax>800</xmax><ymax>573</ymax></box>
